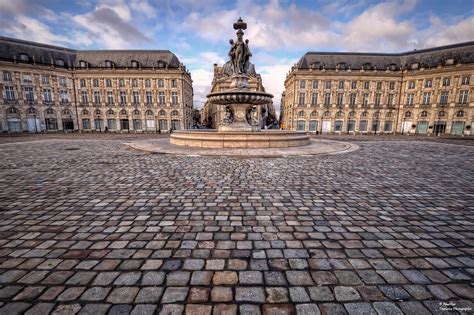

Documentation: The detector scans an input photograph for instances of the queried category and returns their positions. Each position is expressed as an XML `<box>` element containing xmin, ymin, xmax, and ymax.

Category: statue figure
<box><xmin>220</xmin><ymin>106</ymin><xmax>234</xmax><ymax>126</ymax></box>
<box><xmin>247</xmin><ymin>106</ymin><xmax>259</xmax><ymax>126</ymax></box>
<box><xmin>221</xmin><ymin>18</ymin><xmax>255</xmax><ymax>77</ymax></box>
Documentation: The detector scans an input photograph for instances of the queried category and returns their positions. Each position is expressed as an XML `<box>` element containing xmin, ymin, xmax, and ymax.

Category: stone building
<box><xmin>281</xmin><ymin>42</ymin><xmax>473</xmax><ymax>135</ymax></box>
<box><xmin>0</xmin><ymin>36</ymin><xmax>193</xmax><ymax>133</ymax></box>
<box><xmin>201</xmin><ymin>63</ymin><xmax>276</xmax><ymax>129</ymax></box>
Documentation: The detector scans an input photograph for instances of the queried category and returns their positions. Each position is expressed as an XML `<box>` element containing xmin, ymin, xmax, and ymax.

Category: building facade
<box><xmin>281</xmin><ymin>42</ymin><xmax>473</xmax><ymax>135</ymax></box>
<box><xmin>0</xmin><ymin>37</ymin><xmax>193</xmax><ymax>133</ymax></box>
<box><xmin>200</xmin><ymin>63</ymin><xmax>276</xmax><ymax>129</ymax></box>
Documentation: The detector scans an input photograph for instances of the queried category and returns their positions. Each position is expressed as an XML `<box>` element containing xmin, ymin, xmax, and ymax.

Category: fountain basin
<box><xmin>207</xmin><ymin>90</ymin><xmax>273</xmax><ymax>105</ymax></box>
<box><xmin>170</xmin><ymin>130</ymin><xmax>310</xmax><ymax>148</ymax></box>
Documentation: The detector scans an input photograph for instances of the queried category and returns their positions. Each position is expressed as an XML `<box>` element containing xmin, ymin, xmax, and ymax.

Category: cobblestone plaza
<box><xmin>0</xmin><ymin>134</ymin><xmax>473</xmax><ymax>314</ymax></box>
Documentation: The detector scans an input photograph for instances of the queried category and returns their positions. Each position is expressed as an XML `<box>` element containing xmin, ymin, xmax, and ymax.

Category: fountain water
<box><xmin>170</xmin><ymin>18</ymin><xmax>310</xmax><ymax>148</ymax></box>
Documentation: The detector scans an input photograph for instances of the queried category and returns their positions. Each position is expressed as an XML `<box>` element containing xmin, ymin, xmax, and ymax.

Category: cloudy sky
<box><xmin>1</xmin><ymin>0</ymin><xmax>473</xmax><ymax>112</ymax></box>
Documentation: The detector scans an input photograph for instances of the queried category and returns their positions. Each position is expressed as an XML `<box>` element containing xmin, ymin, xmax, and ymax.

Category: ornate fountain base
<box><xmin>170</xmin><ymin>130</ymin><xmax>310</xmax><ymax>148</ymax></box>
<box><xmin>218</xmin><ymin>103</ymin><xmax>260</xmax><ymax>132</ymax></box>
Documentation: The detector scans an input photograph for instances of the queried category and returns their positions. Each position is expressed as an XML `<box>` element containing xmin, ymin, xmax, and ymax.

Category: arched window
<box><xmin>336</xmin><ymin>111</ymin><xmax>343</xmax><ymax>118</ymax></box>
<box><xmin>456</xmin><ymin>111</ymin><xmax>465</xmax><ymax>117</ymax></box>
<box><xmin>19</xmin><ymin>53</ymin><xmax>29</xmax><ymax>62</ymax></box>
<box><xmin>324</xmin><ymin>111</ymin><xmax>330</xmax><ymax>117</ymax></box>
<box><xmin>45</xmin><ymin>108</ymin><xmax>55</xmax><ymax>115</ymax></box>
<box><xmin>159</xmin><ymin>110</ymin><xmax>166</xmax><ymax>116</ymax></box>
<box><xmin>298</xmin><ymin>111</ymin><xmax>305</xmax><ymax>117</ymax></box>
<box><xmin>404</xmin><ymin>111</ymin><xmax>412</xmax><ymax>118</ymax></box>
<box><xmin>131</xmin><ymin>60</ymin><xmax>139</xmax><ymax>68</ymax></box>
<box><xmin>361</xmin><ymin>111</ymin><xmax>368</xmax><ymax>117</ymax></box>
<box><xmin>107</xmin><ymin>109</ymin><xmax>115</xmax><ymax>115</ymax></box>
<box><xmin>133</xmin><ymin>110</ymin><xmax>140</xmax><ymax>116</ymax></box>
<box><xmin>171</xmin><ymin>110</ymin><xmax>179</xmax><ymax>116</ymax></box>
<box><xmin>7</xmin><ymin>107</ymin><xmax>18</xmax><ymax>114</ymax></box>
<box><xmin>438</xmin><ymin>111</ymin><xmax>446</xmax><ymax>118</ymax></box>
<box><xmin>105</xmin><ymin>60</ymin><xmax>114</xmax><ymax>68</ymax></box>
<box><xmin>420</xmin><ymin>111</ymin><xmax>428</xmax><ymax>118</ymax></box>
<box><xmin>310</xmin><ymin>111</ymin><xmax>317</xmax><ymax>117</ymax></box>
<box><xmin>27</xmin><ymin>107</ymin><xmax>36</xmax><ymax>114</ymax></box>
<box><xmin>349</xmin><ymin>111</ymin><xmax>356</xmax><ymax>117</ymax></box>
<box><xmin>82</xmin><ymin>109</ymin><xmax>89</xmax><ymax>115</ymax></box>
<box><xmin>145</xmin><ymin>110</ymin><xmax>153</xmax><ymax>116</ymax></box>
<box><xmin>374</xmin><ymin>112</ymin><xmax>380</xmax><ymax>118</ymax></box>
<box><xmin>120</xmin><ymin>109</ymin><xmax>128</xmax><ymax>116</ymax></box>
<box><xmin>157</xmin><ymin>60</ymin><xmax>166</xmax><ymax>68</ymax></box>
<box><xmin>386</xmin><ymin>111</ymin><xmax>392</xmax><ymax>118</ymax></box>
<box><xmin>94</xmin><ymin>109</ymin><xmax>101</xmax><ymax>115</ymax></box>
<box><xmin>62</xmin><ymin>109</ymin><xmax>71</xmax><ymax>115</ymax></box>
<box><xmin>79</xmin><ymin>60</ymin><xmax>88</xmax><ymax>68</ymax></box>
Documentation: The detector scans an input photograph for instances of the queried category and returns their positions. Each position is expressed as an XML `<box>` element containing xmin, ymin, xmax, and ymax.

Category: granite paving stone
<box><xmin>0</xmin><ymin>136</ymin><xmax>472</xmax><ymax>312</ymax></box>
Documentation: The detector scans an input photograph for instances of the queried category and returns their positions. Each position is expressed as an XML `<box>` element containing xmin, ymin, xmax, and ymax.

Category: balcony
<box><xmin>43</xmin><ymin>100</ymin><xmax>54</xmax><ymax>106</ymax></box>
<box><xmin>3</xmin><ymin>99</ymin><xmax>18</xmax><ymax>104</ymax></box>
<box><xmin>60</xmin><ymin>100</ymin><xmax>71</xmax><ymax>106</ymax></box>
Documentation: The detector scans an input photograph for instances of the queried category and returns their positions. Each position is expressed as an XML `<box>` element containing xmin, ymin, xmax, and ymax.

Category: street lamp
<box><xmin>155</xmin><ymin>115</ymin><xmax>158</xmax><ymax>133</ymax></box>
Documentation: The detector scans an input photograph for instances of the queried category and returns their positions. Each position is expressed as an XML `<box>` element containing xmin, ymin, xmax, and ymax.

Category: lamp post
<box><xmin>155</xmin><ymin>115</ymin><xmax>158</xmax><ymax>133</ymax></box>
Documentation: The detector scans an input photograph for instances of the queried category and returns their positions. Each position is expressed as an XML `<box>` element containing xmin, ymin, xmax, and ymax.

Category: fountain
<box><xmin>170</xmin><ymin>18</ymin><xmax>310</xmax><ymax>148</ymax></box>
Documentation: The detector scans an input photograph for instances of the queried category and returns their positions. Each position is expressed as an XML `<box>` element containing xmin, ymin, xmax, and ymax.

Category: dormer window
<box><xmin>389</xmin><ymin>64</ymin><xmax>397</xmax><ymax>71</ymax></box>
<box><xmin>157</xmin><ymin>60</ymin><xmax>166</xmax><ymax>68</ymax></box>
<box><xmin>105</xmin><ymin>60</ymin><xmax>113</xmax><ymax>68</ymax></box>
<box><xmin>445</xmin><ymin>58</ymin><xmax>454</xmax><ymax>65</ymax></box>
<box><xmin>337</xmin><ymin>63</ymin><xmax>346</xmax><ymax>70</ymax></box>
<box><xmin>19</xmin><ymin>53</ymin><xmax>29</xmax><ymax>62</ymax></box>
<box><xmin>55</xmin><ymin>59</ymin><xmax>65</xmax><ymax>67</ymax></box>
<box><xmin>79</xmin><ymin>60</ymin><xmax>87</xmax><ymax>68</ymax></box>
<box><xmin>411</xmin><ymin>62</ymin><xmax>419</xmax><ymax>70</ymax></box>
<box><xmin>363</xmin><ymin>63</ymin><xmax>372</xmax><ymax>70</ymax></box>
<box><xmin>131</xmin><ymin>60</ymin><xmax>139</xmax><ymax>68</ymax></box>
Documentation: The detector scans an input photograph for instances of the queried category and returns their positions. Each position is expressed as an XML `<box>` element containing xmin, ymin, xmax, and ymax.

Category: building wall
<box><xmin>0</xmin><ymin>38</ymin><xmax>193</xmax><ymax>133</ymax></box>
<box><xmin>282</xmin><ymin>48</ymin><xmax>473</xmax><ymax>136</ymax></box>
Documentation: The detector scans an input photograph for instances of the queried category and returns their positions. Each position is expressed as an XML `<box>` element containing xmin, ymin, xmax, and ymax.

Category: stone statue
<box><xmin>220</xmin><ymin>106</ymin><xmax>234</xmax><ymax>126</ymax></box>
<box><xmin>247</xmin><ymin>106</ymin><xmax>259</xmax><ymax>126</ymax></box>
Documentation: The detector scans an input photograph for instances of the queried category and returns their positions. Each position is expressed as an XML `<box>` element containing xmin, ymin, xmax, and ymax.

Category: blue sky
<box><xmin>1</xmin><ymin>0</ymin><xmax>473</xmax><ymax>111</ymax></box>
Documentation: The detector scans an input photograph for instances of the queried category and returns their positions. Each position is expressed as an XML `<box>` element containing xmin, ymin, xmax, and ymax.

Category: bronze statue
<box><xmin>223</xmin><ymin>17</ymin><xmax>254</xmax><ymax>76</ymax></box>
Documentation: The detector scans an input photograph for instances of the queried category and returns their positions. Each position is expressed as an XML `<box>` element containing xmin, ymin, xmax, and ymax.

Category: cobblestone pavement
<box><xmin>0</xmin><ymin>137</ymin><xmax>473</xmax><ymax>315</ymax></box>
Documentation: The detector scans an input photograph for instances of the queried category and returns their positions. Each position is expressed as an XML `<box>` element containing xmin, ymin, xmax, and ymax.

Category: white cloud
<box><xmin>1</xmin><ymin>15</ymin><xmax>69</xmax><ymax>45</ymax></box>
<box><xmin>417</xmin><ymin>16</ymin><xmax>474</xmax><ymax>48</ymax></box>
<box><xmin>190</xmin><ymin>67</ymin><xmax>214</xmax><ymax>109</ymax></box>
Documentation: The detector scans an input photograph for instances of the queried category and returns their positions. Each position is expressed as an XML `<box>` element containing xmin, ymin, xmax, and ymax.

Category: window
<box><xmin>459</xmin><ymin>90</ymin><xmax>469</xmax><ymax>104</ymax></box>
<box><xmin>107</xmin><ymin>91</ymin><xmax>113</xmax><ymax>105</ymax></box>
<box><xmin>106</xmin><ymin>79</ymin><xmax>112</xmax><ymax>88</ymax></box>
<box><xmin>7</xmin><ymin>107</ymin><xmax>18</xmax><ymax>114</ymax></box>
<box><xmin>338</xmin><ymin>81</ymin><xmax>344</xmax><ymax>89</ymax></box>
<box><xmin>350</xmin><ymin>93</ymin><xmax>356</xmax><ymax>107</ymax></box>
<box><xmin>18</xmin><ymin>53</ymin><xmax>29</xmax><ymax>61</ymax></box>
<box><xmin>422</xmin><ymin>92</ymin><xmax>431</xmax><ymax>105</ymax></box>
<box><xmin>107</xmin><ymin>109</ymin><xmax>114</xmax><ymax>115</ymax></box>
<box><xmin>159</xmin><ymin>92</ymin><xmax>165</xmax><ymax>105</ymax></box>
<box><xmin>438</xmin><ymin>111</ymin><xmax>446</xmax><ymax>117</ymax></box>
<box><xmin>157</xmin><ymin>61</ymin><xmax>166</xmax><ymax>68</ymax></box>
<box><xmin>324</xmin><ymin>111</ymin><xmax>330</xmax><ymax>117</ymax></box>
<box><xmin>425</xmin><ymin>79</ymin><xmax>432</xmax><ymax>88</ymax></box>
<box><xmin>310</xmin><ymin>111</ymin><xmax>317</xmax><ymax>117</ymax></box>
<box><xmin>298</xmin><ymin>93</ymin><xmax>305</xmax><ymax>106</ymax></box>
<box><xmin>171</xmin><ymin>110</ymin><xmax>179</xmax><ymax>116</ymax></box>
<box><xmin>335</xmin><ymin>120</ymin><xmax>343</xmax><ymax>132</ymax></box>
<box><xmin>59</xmin><ymin>77</ymin><xmax>67</xmax><ymax>87</ymax></box>
<box><xmin>405</xmin><ymin>111</ymin><xmax>411</xmax><ymax>118</ymax></box>
<box><xmin>387</xmin><ymin>94</ymin><xmax>394</xmax><ymax>107</ymax></box>
<box><xmin>389</xmin><ymin>82</ymin><xmax>395</xmax><ymax>90</ymax></box>
<box><xmin>171</xmin><ymin>79</ymin><xmax>177</xmax><ymax>88</ymax></box>
<box><xmin>3</xmin><ymin>71</ymin><xmax>12</xmax><ymax>81</ymax></box>
<box><xmin>56</xmin><ymin>59</ymin><xmax>64</xmax><ymax>67</ymax></box>
<box><xmin>376</xmin><ymin>82</ymin><xmax>382</xmax><ymax>90</ymax></box>
<box><xmin>362</xmin><ymin>93</ymin><xmax>369</xmax><ymax>107</ymax></box>
<box><xmin>375</xmin><ymin>93</ymin><xmax>381</xmax><ymax>107</ymax></box>
<box><xmin>131</xmin><ymin>61</ymin><xmax>139</xmax><ymax>68</ymax></box>
<box><xmin>60</xmin><ymin>90</ymin><xmax>68</xmax><ymax>103</ymax></box>
<box><xmin>364</xmin><ymin>82</ymin><xmax>369</xmax><ymax>89</ymax></box>
<box><xmin>43</xmin><ymin>89</ymin><xmax>52</xmax><ymax>102</ymax></box>
<box><xmin>5</xmin><ymin>86</ymin><xmax>16</xmax><ymax>101</ymax></box>
<box><xmin>94</xmin><ymin>91</ymin><xmax>101</xmax><ymax>104</ymax></box>
<box><xmin>119</xmin><ymin>79</ymin><xmax>125</xmax><ymax>88</ymax></box>
<box><xmin>171</xmin><ymin>92</ymin><xmax>178</xmax><ymax>105</ymax></box>
<box><xmin>82</xmin><ymin>119</ymin><xmax>91</xmax><ymax>130</ymax></box>
<box><xmin>93</xmin><ymin>79</ymin><xmax>99</xmax><ymax>88</ymax></box>
<box><xmin>159</xmin><ymin>110</ymin><xmax>166</xmax><ymax>116</ymax></box>
<box><xmin>420</xmin><ymin>111</ymin><xmax>428</xmax><ymax>118</ymax></box>
<box><xmin>440</xmin><ymin>91</ymin><xmax>449</xmax><ymax>106</ymax></box>
<box><xmin>443</xmin><ymin>78</ymin><xmax>450</xmax><ymax>86</ymax></box>
<box><xmin>386</xmin><ymin>112</ymin><xmax>392</xmax><ymax>118</ymax></box>
<box><xmin>406</xmin><ymin>93</ymin><xmax>414</xmax><ymax>106</ymax></box>
<box><xmin>79</xmin><ymin>61</ymin><xmax>87</xmax><ymax>68</ymax></box>
<box><xmin>81</xmin><ymin>91</ymin><xmax>88</xmax><ymax>104</ymax></box>
<box><xmin>132</xmin><ymin>79</ymin><xmax>138</xmax><ymax>88</ymax></box>
<box><xmin>324</xmin><ymin>93</ymin><xmax>331</xmax><ymax>106</ymax></box>
<box><xmin>120</xmin><ymin>109</ymin><xmax>127</xmax><ymax>116</ymax></box>
<box><xmin>351</xmin><ymin>81</ymin><xmax>357</xmax><ymax>89</ymax></box>
<box><xmin>105</xmin><ymin>60</ymin><xmax>113</xmax><ymax>68</ymax></box>
<box><xmin>312</xmin><ymin>80</ymin><xmax>318</xmax><ymax>89</ymax></box>
<box><xmin>145</xmin><ymin>79</ymin><xmax>151</xmax><ymax>88</ymax></box>
<box><xmin>24</xmin><ymin>87</ymin><xmax>34</xmax><ymax>102</ymax></box>
<box><xmin>299</xmin><ymin>80</ymin><xmax>305</xmax><ymax>89</ymax></box>
<box><xmin>336</xmin><ymin>93</ymin><xmax>343</xmax><ymax>107</ymax></box>
<box><xmin>298</xmin><ymin>111</ymin><xmax>305</xmax><ymax>117</ymax></box>
<box><xmin>120</xmin><ymin>91</ymin><xmax>127</xmax><ymax>105</ymax></box>
<box><xmin>462</xmin><ymin>76</ymin><xmax>470</xmax><ymax>85</ymax></box>
<box><xmin>456</xmin><ymin>111</ymin><xmax>465</xmax><ymax>117</ymax></box>
<box><xmin>133</xmin><ymin>109</ymin><xmax>140</xmax><ymax>116</ymax></box>
<box><xmin>408</xmin><ymin>81</ymin><xmax>415</xmax><ymax>89</ymax></box>
<box><xmin>311</xmin><ymin>93</ymin><xmax>317</xmax><ymax>106</ymax></box>
<box><xmin>146</xmin><ymin>91</ymin><xmax>152</xmax><ymax>105</ymax></box>
<box><xmin>42</xmin><ymin>75</ymin><xmax>49</xmax><ymax>85</ymax></box>
<box><xmin>80</xmin><ymin>79</ymin><xmax>86</xmax><ymax>88</ymax></box>
<box><xmin>325</xmin><ymin>80</ymin><xmax>331</xmax><ymax>89</ymax></box>
<box><xmin>158</xmin><ymin>79</ymin><xmax>164</xmax><ymax>88</ymax></box>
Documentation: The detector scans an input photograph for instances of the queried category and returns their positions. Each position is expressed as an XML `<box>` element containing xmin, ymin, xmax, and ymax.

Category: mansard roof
<box><xmin>0</xmin><ymin>36</ymin><xmax>181</xmax><ymax>68</ymax></box>
<box><xmin>296</xmin><ymin>42</ymin><xmax>474</xmax><ymax>71</ymax></box>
